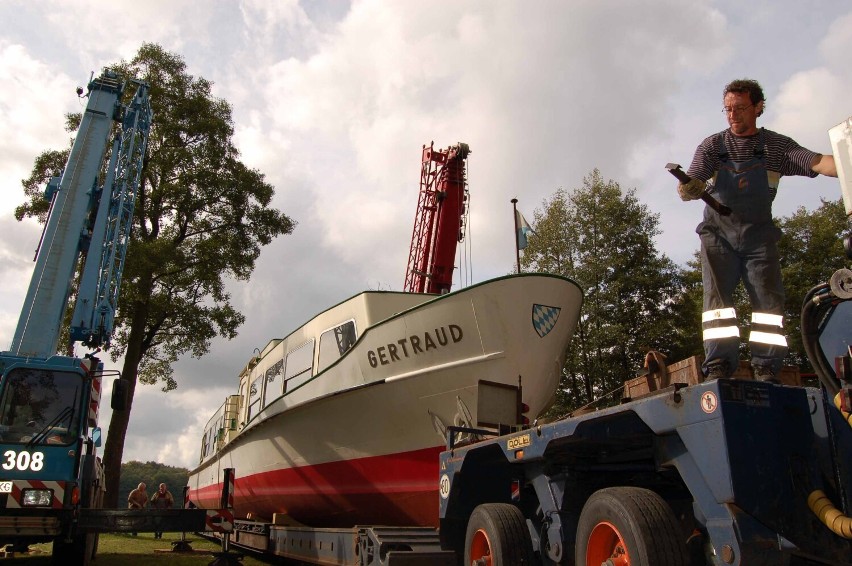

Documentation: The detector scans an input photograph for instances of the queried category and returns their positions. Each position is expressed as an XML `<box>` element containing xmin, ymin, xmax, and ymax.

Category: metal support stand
<box><xmin>172</xmin><ymin>486</ymin><xmax>194</xmax><ymax>552</ymax></box>
<box><xmin>171</xmin><ymin>534</ymin><xmax>194</xmax><ymax>553</ymax></box>
<box><xmin>207</xmin><ymin>468</ymin><xmax>241</xmax><ymax>566</ymax></box>
<box><xmin>208</xmin><ymin>530</ymin><xmax>243</xmax><ymax>565</ymax></box>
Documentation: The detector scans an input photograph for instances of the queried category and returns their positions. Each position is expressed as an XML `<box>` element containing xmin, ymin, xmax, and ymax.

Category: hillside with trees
<box><xmin>119</xmin><ymin>461</ymin><xmax>190</xmax><ymax>507</ymax></box>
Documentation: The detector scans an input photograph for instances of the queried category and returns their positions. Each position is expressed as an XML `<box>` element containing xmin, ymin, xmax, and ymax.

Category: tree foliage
<box><xmin>520</xmin><ymin>170</ymin><xmax>684</xmax><ymax>414</ymax></box>
<box><xmin>16</xmin><ymin>43</ymin><xmax>295</xmax><ymax>507</ymax></box>
<box><xmin>778</xmin><ymin>198</ymin><xmax>848</xmax><ymax>369</ymax></box>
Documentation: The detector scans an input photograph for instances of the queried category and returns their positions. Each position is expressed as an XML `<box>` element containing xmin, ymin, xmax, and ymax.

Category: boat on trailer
<box><xmin>187</xmin><ymin>273</ymin><xmax>582</xmax><ymax>528</ymax></box>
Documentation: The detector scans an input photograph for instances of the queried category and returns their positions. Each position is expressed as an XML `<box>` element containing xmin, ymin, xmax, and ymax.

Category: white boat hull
<box><xmin>188</xmin><ymin>274</ymin><xmax>582</xmax><ymax>527</ymax></box>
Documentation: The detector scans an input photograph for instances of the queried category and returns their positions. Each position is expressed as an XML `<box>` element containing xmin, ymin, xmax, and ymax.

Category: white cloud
<box><xmin>104</xmin><ymin>381</ymin><xmax>234</xmax><ymax>469</ymax></box>
<box><xmin>820</xmin><ymin>12</ymin><xmax>852</xmax><ymax>70</ymax></box>
<box><xmin>41</xmin><ymin>0</ymin><xmax>205</xmax><ymax>69</ymax></box>
<box><xmin>0</xmin><ymin>216</ymin><xmax>43</xmax><ymax>349</ymax></box>
<box><xmin>241</xmin><ymin>1</ymin><xmax>735</xmax><ymax>281</ymax></box>
<box><xmin>0</xmin><ymin>42</ymin><xmax>76</xmax><ymax>215</ymax></box>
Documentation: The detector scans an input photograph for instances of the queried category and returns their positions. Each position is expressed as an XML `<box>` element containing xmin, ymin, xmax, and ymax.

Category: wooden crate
<box><xmin>623</xmin><ymin>356</ymin><xmax>801</xmax><ymax>399</ymax></box>
<box><xmin>666</xmin><ymin>355</ymin><xmax>705</xmax><ymax>386</ymax></box>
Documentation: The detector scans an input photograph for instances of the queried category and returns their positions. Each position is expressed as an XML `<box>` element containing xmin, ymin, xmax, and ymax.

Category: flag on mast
<box><xmin>515</xmin><ymin>210</ymin><xmax>535</xmax><ymax>250</ymax></box>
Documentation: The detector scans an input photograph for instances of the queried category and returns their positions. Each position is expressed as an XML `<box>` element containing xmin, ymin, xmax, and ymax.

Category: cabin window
<box><xmin>262</xmin><ymin>359</ymin><xmax>284</xmax><ymax>408</ymax></box>
<box><xmin>284</xmin><ymin>340</ymin><xmax>314</xmax><ymax>392</ymax></box>
<box><xmin>239</xmin><ymin>382</ymin><xmax>248</xmax><ymax>427</ymax></box>
<box><xmin>202</xmin><ymin>423</ymin><xmax>215</xmax><ymax>461</ymax></box>
<box><xmin>317</xmin><ymin>320</ymin><xmax>357</xmax><ymax>373</ymax></box>
<box><xmin>201</xmin><ymin>401</ymin><xmax>226</xmax><ymax>462</ymax></box>
<box><xmin>247</xmin><ymin>373</ymin><xmax>263</xmax><ymax>422</ymax></box>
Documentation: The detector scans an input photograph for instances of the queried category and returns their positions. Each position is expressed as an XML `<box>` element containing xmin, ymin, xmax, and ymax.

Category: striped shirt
<box><xmin>687</xmin><ymin>128</ymin><xmax>819</xmax><ymax>183</ymax></box>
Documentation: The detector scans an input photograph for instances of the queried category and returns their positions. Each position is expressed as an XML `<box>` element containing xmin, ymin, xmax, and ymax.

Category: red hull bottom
<box><xmin>191</xmin><ymin>445</ymin><xmax>444</xmax><ymax>528</ymax></box>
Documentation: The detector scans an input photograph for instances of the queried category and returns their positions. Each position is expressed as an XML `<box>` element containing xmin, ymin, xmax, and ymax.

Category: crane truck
<box><xmin>0</xmin><ymin>70</ymin><xmax>151</xmax><ymax>564</ymax></box>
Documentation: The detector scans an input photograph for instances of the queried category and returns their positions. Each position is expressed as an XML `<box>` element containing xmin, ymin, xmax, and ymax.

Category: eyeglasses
<box><xmin>722</xmin><ymin>104</ymin><xmax>754</xmax><ymax>115</ymax></box>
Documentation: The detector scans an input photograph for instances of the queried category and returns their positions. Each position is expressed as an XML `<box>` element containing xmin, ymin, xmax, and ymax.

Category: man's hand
<box><xmin>677</xmin><ymin>178</ymin><xmax>706</xmax><ymax>201</ymax></box>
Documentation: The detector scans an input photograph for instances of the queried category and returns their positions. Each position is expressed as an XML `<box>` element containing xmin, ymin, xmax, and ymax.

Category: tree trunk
<box><xmin>102</xmin><ymin>301</ymin><xmax>149</xmax><ymax>508</ymax></box>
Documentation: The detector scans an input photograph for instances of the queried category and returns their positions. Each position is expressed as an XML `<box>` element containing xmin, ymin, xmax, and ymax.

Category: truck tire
<box><xmin>575</xmin><ymin>486</ymin><xmax>688</xmax><ymax>566</ymax></box>
<box><xmin>464</xmin><ymin>503</ymin><xmax>535</xmax><ymax>565</ymax></box>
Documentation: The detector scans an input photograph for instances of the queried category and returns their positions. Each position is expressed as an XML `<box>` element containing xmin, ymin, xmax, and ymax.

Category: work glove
<box><xmin>677</xmin><ymin>178</ymin><xmax>706</xmax><ymax>201</ymax></box>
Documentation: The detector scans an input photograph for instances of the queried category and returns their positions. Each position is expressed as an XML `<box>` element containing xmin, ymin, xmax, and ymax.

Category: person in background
<box><xmin>678</xmin><ymin>78</ymin><xmax>836</xmax><ymax>383</ymax></box>
<box><xmin>150</xmin><ymin>482</ymin><xmax>175</xmax><ymax>539</ymax></box>
<box><xmin>127</xmin><ymin>482</ymin><xmax>147</xmax><ymax>536</ymax></box>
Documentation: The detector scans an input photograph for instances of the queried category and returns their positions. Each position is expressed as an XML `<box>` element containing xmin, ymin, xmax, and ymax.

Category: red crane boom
<box><xmin>404</xmin><ymin>142</ymin><xmax>470</xmax><ymax>294</ymax></box>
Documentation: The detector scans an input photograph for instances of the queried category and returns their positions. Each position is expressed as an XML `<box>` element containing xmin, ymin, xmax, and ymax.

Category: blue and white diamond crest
<box><xmin>532</xmin><ymin>304</ymin><xmax>561</xmax><ymax>338</ymax></box>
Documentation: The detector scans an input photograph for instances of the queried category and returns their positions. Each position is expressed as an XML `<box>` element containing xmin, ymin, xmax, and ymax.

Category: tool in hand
<box><xmin>665</xmin><ymin>163</ymin><xmax>732</xmax><ymax>216</ymax></box>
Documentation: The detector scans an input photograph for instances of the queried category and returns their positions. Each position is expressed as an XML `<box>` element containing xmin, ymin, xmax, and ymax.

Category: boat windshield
<box><xmin>0</xmin><ymin>367</ymin><xmax>83</xmax><ymax>445</ymax></box>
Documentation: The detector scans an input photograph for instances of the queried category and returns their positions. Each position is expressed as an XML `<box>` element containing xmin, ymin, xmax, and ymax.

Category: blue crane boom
<box><xmin>69</xmin><ymin>78</ymin><xmax>151</xmax><ymax>349</ymax></box>
<box><xmin>8</xmin><ymin>71</ymin><xmax>151</xmax><ymax>357</ymax></box>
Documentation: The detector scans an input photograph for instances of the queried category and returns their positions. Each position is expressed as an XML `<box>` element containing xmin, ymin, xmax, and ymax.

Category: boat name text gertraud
<box><xmin>367</xmin><ymin>324</ymin><xmax>464</xmax><ymax>368</ymax></box>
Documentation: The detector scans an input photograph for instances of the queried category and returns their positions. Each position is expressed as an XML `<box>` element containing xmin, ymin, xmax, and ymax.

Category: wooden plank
<box><xmin>623</xmin><ymin>356</ymin><xmax>801</xmax><ymax>399</ymax></box>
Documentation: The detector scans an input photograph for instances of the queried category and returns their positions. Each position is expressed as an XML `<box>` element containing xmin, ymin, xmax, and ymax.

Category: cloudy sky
<box><xmin>1</xmin><ymin>0</ymin><xmax>850</xmax><ymax>470</ymax></box>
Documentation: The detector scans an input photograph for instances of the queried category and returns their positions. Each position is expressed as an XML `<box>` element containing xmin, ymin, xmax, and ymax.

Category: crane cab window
<box><xmin>0</xmin><ymin>368</ymin><xmax>82</xmax><ymax>445</ymax></box>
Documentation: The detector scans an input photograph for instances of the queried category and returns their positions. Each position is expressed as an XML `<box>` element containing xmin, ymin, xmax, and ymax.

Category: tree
<box><xmin>521</xmin><ymin>170</ymin><xmax>683</xmax><ymax>414</ymax></box>
<box><xmin>778</xmin><ymin>198</ymin><xmax>847</xmax><ymax>369</ymax></box>
<box><xmin>16</xmin><ymin>44</ymin><xmax>295</xmax><ymax>507</ymax></box>
<box><xmin>665</xmin><ymin>253</ymin><xmax>705</xmax><ymax>363</ymax></box>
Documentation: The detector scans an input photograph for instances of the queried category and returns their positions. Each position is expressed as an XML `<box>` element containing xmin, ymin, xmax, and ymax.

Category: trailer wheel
<box><xmin>464</xmin><ymin>503</ymin><xmax>535</xmax><ymax>565</ymax></box>
<box><xmin>575</xmin><ymin>487</ymin><xmax>688</xmax><ymax>566</ymax></box>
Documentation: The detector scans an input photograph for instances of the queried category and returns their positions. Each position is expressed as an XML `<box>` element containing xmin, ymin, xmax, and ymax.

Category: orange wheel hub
<box><xmin>586</xmin><ymin>521</ymin><xmax>630</xmax><ymax>566</ymax></box>
<box><xmin>469</xmin><ymin>528</ymin><xmax>493</xmax><ymax>566</ymax></box>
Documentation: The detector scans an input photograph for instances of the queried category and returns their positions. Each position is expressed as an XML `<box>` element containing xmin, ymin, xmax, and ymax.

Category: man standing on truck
<box><xmin>678</xmin><ymin>78</ymin><xmax>837</xmax><ymax>382</ymax></box>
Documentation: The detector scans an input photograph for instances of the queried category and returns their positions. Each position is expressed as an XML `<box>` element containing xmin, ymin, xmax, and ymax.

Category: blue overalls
<box><xmin>697</xmin><ymin>130</ymin><xmax>787</xmax><ymax>377</ymax></box>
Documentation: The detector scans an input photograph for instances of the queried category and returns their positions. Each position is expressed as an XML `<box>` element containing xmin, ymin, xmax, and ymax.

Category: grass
<box><xmin>9</xmin><ymin>532</ymin><xmax>272</xmax><ymax>565</ymax></box>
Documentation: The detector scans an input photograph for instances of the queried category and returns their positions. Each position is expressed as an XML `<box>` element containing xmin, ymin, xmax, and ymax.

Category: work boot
<box><xmin>704</xmin><ymin>360</ymin><xmax>730</xmax><ymax>381</ymax></box>
<box><xmin>753</xmin><ymin>365</ymin><xmax>779</xmax><ymax>384</ymax></box>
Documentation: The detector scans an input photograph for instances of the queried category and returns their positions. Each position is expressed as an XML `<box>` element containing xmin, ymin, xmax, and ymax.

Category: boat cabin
<box><xmin>198</xmin><ymin>290</ymin><xmax>432</xmax><ymax>464</ymax></box>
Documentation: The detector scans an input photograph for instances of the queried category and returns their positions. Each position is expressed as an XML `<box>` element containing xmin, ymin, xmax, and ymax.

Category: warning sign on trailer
<box><xmin>700</xmin><ymin>391</ymin><xmax>718</xmax><ymax>414</ymax></box>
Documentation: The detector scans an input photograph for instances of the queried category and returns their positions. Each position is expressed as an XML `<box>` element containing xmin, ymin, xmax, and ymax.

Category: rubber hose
<box><xmin>808</xmin><ymin>490</ymin><xmax>852</xmax><ymax>538</ymax></box>
<box><xmin>800</xmin><ymin>284</ymin><xmax>841</xmax><ymax>396</ymax></box>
